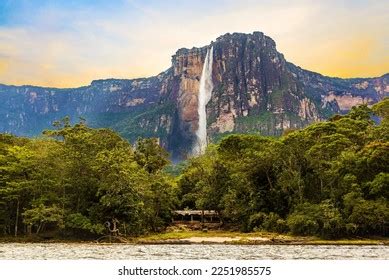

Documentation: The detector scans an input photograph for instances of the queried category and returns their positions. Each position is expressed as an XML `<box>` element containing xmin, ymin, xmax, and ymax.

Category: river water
<box><xmin>0</xmin><ymin>244</ymin><xmax>388</xmax><ymax>259</ymax></box>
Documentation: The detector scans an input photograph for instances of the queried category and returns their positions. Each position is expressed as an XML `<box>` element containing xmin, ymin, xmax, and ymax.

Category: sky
<box><xmin>0</xmin><ymin>0</ymin><xmax>388</xmax><ymax>88</ymax></box>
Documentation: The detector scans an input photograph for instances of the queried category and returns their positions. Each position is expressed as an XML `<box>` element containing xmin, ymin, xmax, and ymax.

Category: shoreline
<box><xmin>1</xmin><ymin>231</ymin><xmax>388</xmax><ymax>246</ymax></box>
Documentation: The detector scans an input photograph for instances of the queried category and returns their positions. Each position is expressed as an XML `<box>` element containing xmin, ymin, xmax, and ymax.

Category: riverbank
<box><xmin>1</xmin><ymin>230</ymin><xmax>388</xmax><ymax>245</ymax></box>
<box><xmin>137</xmin><ymin>230</ymin><xmax>389</xmax><ymax>245</ymax></box>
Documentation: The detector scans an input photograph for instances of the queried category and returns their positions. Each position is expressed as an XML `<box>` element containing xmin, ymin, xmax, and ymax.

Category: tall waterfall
<box><xmin>192</xmin><ymin>46</ymin><xmax>214</xmax><ymax>155</ymax></box>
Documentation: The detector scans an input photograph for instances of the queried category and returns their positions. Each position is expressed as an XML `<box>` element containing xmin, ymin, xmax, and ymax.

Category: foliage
<box><xmin>65</xmin><ymin>213</ymin><xmax>105</xmax><ymax>235</ymax></box>
<box><xmin>0</xmin><ymin>119</ymin><xmax>177</xmax><ymax>237</ymax></box>
<box><xmin>178</xmin><ymin>99</ymin><xmax>389</xmax><ymax>238</ymax></box>
<box><xmin>1</xmin><ymin>99</ymin><xmax>388</xmax><ymax>239</ymax></box>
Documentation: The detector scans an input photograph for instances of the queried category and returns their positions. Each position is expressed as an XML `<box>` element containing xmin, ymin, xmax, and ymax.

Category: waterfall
<box><xmin>192</xmin><ymin>46</ymin><xmax>214</xmax><ymax>155</ymax></box>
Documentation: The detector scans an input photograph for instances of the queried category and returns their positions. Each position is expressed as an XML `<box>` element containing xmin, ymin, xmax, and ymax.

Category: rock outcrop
<box><xmin>0</xmin><ymin>32</ymin><xmax>388</xmax><ymax>158</ymax></box>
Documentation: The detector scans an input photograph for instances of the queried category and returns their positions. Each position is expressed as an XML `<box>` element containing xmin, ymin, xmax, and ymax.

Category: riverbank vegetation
<box><xmin>0</xmin><ymin>98</ymin><xmax>388</xmax><ymax>240</ymax></box>
<box><xmin>0</xmin><ymin>118</ymin><xmax>177</xmax><ymax>238</ymax></box>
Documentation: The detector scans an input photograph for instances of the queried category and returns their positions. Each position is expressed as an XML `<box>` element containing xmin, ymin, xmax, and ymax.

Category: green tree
<box><xmin>134</xmin><ymin>138</ymin><xmax>170</xmax><ymax>174</ymax></box>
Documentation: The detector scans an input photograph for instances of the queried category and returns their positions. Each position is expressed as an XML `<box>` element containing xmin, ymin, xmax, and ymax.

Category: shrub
<box><xmin>248</xmin><ymin>212</ymin><xmax>267</xmax><ymax>231</ymax></box>
<box><xmin>248</xmin><ymin>212</ymin><xmax>289</xmax><ymax>233</ymax></box>
<box><xmin>65</xmin><ymin>213</ymin><xmax>105</xmax><ymax>234</ymax></box>
<box><xmin>287</xmin><ymin>213</ymin><xmax>319</xmax><ymax>235</ymax></box>
<box><xmin>318</xmin><ymin>200</ymin><xmax>345</xmax><ymax>238</ymax></box>
<box><xmin>262</xmin><ymin>212</ymin><xmax>289</xmax><ymax>233</ymax></box>
<box><xmin>286</xmin><ymin>201</ymin><xmax>346</xmax><ymax>238</ymax></box>
<box><xmin>348</xmin><ymin>199</ymin><xmax>389</xmax><ymax>235</ymax></box>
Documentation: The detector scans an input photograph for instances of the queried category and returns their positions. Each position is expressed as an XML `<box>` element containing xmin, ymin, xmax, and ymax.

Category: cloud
<box><xmin>0</xmin><ymin>0</ymin><xmax>388</xmax><ymax>87</ymax></box>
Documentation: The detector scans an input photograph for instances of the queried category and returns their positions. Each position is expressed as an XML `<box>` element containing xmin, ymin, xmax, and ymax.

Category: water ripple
<box><xmin>0</xmin><ymin>243</ymin><xmax>388</xmax><ymax>260</ymax></box>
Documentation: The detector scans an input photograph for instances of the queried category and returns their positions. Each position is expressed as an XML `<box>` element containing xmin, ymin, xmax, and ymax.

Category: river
<box><xmin>0</xmin><ymin>243</ymin><xmax>388</xmax><ymax>259</ymax></box>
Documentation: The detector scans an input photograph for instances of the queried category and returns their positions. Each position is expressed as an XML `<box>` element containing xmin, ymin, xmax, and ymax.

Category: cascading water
<box><xmin>192</xmin><ymin>46</ymin><xmax>214</xmax><ymax>155</ymax></box>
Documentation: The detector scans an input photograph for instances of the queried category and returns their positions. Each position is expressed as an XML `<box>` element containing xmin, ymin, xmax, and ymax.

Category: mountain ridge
<box><xmin>0</xmin><ymin>31</ymin><xmax>388</xmax><ymax>158</ymax></box>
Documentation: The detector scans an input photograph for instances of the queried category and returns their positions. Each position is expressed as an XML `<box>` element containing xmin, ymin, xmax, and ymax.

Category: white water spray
<box><xmin>192</xmin><ymin>46</ymin><xmax>214</xmax><ymax>155</ymax></box>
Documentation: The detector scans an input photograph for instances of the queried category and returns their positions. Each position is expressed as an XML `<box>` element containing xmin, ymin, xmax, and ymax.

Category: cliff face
<box><xmin>208</xmin><ymin>32</ymin><xmax>315</xmax><ymax>137</ymax></box>
<box><xmin>165</xmin><ymin>32</ymin><xmax>388</xmax><ymax>150</ymax></box>
<box><xmin>0</xmin><ymin>32</ymin><xmax>388</xmax><ymax>158</ymax></box>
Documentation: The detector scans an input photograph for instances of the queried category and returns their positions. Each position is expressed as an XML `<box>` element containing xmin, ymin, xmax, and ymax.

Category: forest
<box><xmin>0</xmin><ymin>98</ymin><xmax>388</xmax><ymax>239</ymax></box>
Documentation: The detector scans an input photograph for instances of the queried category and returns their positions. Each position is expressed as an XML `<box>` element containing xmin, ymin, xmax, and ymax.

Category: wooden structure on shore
<box><xmin>172</xmin><ymin>210</ymin><xmax>220</xmax><ymax>223</ymax></box>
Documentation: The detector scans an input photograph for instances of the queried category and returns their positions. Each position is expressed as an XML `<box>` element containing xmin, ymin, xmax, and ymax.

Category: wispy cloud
<box><xmin>0</xmin><ymin>0</ymin><xmax>388</xmax><ymax>87</ymax></box>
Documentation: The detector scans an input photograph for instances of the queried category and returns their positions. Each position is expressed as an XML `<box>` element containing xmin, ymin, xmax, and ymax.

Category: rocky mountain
<box><xmin>0</xmin><ymin>32</ymin><xmax>388</xmax><ymax>158</ymax></box>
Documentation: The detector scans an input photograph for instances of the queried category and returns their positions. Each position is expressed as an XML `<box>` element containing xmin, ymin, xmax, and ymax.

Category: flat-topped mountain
<box><xmin>0</xmin><ymin>32</ymin><xmax>388</xmax><ymax>158</ymax></box>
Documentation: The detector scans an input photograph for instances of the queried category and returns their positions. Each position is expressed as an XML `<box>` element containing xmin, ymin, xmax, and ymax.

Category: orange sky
<box><xmin>0</xmin><ymin>0</ymin><xmax>388</xmax><ymax>88</ymax></box>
